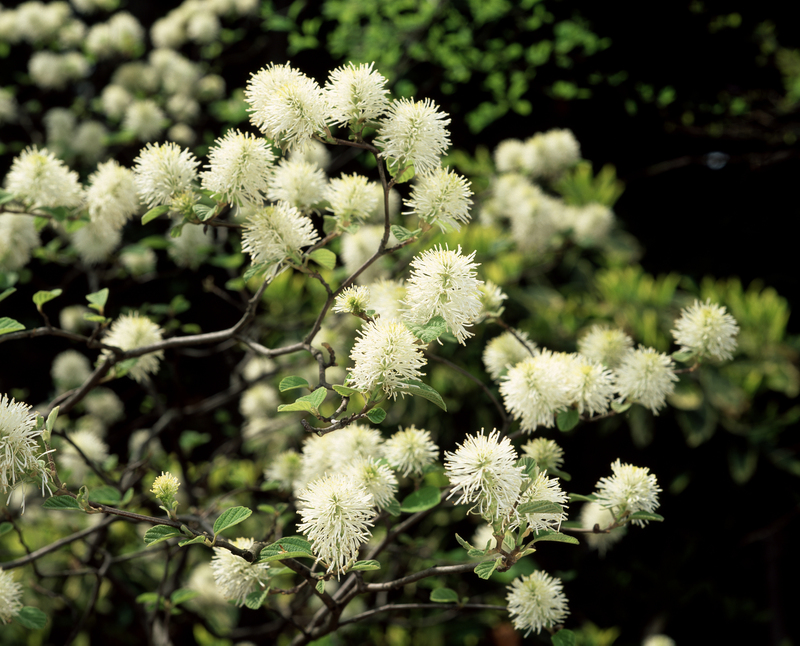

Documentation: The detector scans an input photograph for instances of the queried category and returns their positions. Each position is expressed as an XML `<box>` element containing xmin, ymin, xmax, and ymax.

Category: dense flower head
<box><xmin>201</xmin><ymin>129</ymin><xmax>275</xmax><ymax>206</ymax></box>
<box><xmin>382</xmin><ymin>425</ymin><xmax>439</xmax><ymax>477</ymax></box>
<box><xmin>375</xmin><ymin>97</ymin><xmax>451</xmax><ymax>176</ymax></box>
<box><xmin>642</xmin><ymin>635</ymin><xmax>677</xmax><ymax>646</ymax></box>
<box><xmin>445</xmin><ymin>428</ymin><xmax>525</xmax><ymax>522</ymax></box>
<box><xmin>265</xmin><ymin>449</ymin><xmax>302</xmax><ymax>491</ymax></box>
<box><xmin>0</xmin><ymin>568</ymin><xmax>23</xmax><ymax>624</ymax></box>
<box><xmin>241</xmin><ymin>201</ymin><xmax>320</xmax><ymax>272</ymax></box>
<box><xmin>402</xmin><ymin>245</ymin><xmax>482</xmax><ymax>345</ymax></box>
<box><xmin>403</xmin><ymin>167</ymin><xmax>473</xmax><ymax>231</ymax></box>
<box><xmin>1</xmin><ymin>394</ymin><xmax>51</xmax><ymax>504</ymax></box>
<box><xmin>521</xmin><ymin>438</ymin><xmax>564</xmax><ymax>474</ymax></box>
<box><xmin>578</xmin><ymin>325</ymin><xmax>634</xmax><ymax>369</ymax></box>
<box><xmin>369</xmin><ymin>278</ymin><xmax>406</xmax><ymax>321</ymax></box>
<box><xmin>133</xmin><ymin>142</ymin><xmax>199</xmax><ymax>209</ymax></box>
<box><xmin>506</xmin><ymin>571</ymin><xmax>569</xmax><ymax>636</ymax></box>
<box><xmin>102</xmin><ymin>313</ymin><xmax>165</xmax><ymax>383</ymax></box>
<box><xmin>288</xmin><ymin>139</ymin><xmax>331</xmax><ymax>170</ymax></box>
<box><xmin>567</xmin><ymin>354</ymin><xmax>616</xmax><ymax>416</ymax></box>
<box><xmin>324</xmin><ymin>61</ymin><xmax>390</xmax><ymax>127</ymax></box>
<box><xmin>340</xmin><ymin>225</ymin><xmax>393</xmax><ymax>284</ymax></box>
<box><xmin>348</xmin><ymin>318</ymin><xmax>426</xmax><ymax>399</ymax></box>
<box><xmin>594</xmin><ymin>459</ymin><xmax>661</xmax><ymax>526</ymax></box>
<box><xmin>0</xmin><ymin>214</ymin><xmax>40</xmax><ymax>272</ymax></box>
<box><xmin>71</xmin><ymin>220</ymin><xmax>122</xmax><ymax>265</ymax></box>
<box><xmin>239</xmin><ymin>383</ymin><xmax>280</xmax><ymax>421</ymax></box>
<box><xmin>51</xmin><ymin>349</ymin><xmax>92</xmax><ymax>392</ymax></box>
<box><xmin>332</xmin><ymin>285</ymin><xmax>371</xmax><ymax>315</ymax></box>
<box><xmin>151</xmin><ymin>471</ymin><xmax>180</xmax><ymax>503</ymax></box>
<box><xmin>296</xmin><ymin>473</ymin><xmax>377</xmax><ymax>575</ymax></box>
<box><xmin>614</xmin><ymin>346</ymin><xmax>677</xmax><ymax>414</ymax></box>
<box><xmin>86</xmin><ymin>161</ymin><xmax>140</xmax><ymax>229</ymax></box>
<box><xmin>579</xmin><ymin>501</ymin><xmax>626</xmax><ymax>556</ymax></box>
<box><xmin>5</xmin><ymin>146</ymin><xmax>84</xmax><ymax>208</ymax></box>
<box><xmin>344</xmin><ymin>455</ymin><xmax>398</xmax><ymax>509</ymax></box>
<box><xmin>483</xmin><ymin>330</ymin><xmax>536</xmax><ymax>382</ymax></box>
<box><xmin>528</xmin><ymin>128</ymin><xmax>581</xmax><ymax>176</ymax></box>
<box><xmin>671</xmin><ymin>299</ymin><xmax>739</xmax><ymax>361</ymax></box>
<box><xmin>168</xmin><ymin>223</ymin><xmax>216</xmax><ymax>270</ymax></box>
<box><xmin>83</xmin><ymin>388</ymin><xmax>124</xmax><ymax>426</ymax></box>
<box><xmin>123</xmin><ymin>99</ymin><xmax>166</xmax><ymax>142</ymax></box>
<box><xmin>513</xmin><ymin>471</ymin><xmax>568</xmax><ymax>533</ymax></box>
<box><xmin>210</xmin><ymin>537</ymin><xmax>271</xmax><ymax>606</ymax></box>
<box><xmin>29</xmin><ymin>51</ymin><xmax>89</xmax><ymax>90</ymax></box>
<box><xmin>245</xmin><ymin>62</ymin><xmax>329</xmax><ymax>151</ymax></box>
<box><xmin>326</xmin><ymin>173</ymin><xmax>378</xmax><ymax>225</ymax></box>
<box><xmin>267</xmin><ymin>158</ymin><xmax>328</xmax><ymax>212</ymax></box>
<box><xmin>475</xmin><ymin>281</ymin><xmax>508</xmax><ymax>323</ymax></box>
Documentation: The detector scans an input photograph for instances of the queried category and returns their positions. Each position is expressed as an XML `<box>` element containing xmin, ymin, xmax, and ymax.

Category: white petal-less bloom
<box><xmin>0</xmin><ymin>214</ymin><xmax>40</xmax><ymax>272</ymax></box>
<box><xmin>71</xmin><ymin>220</ymin><xmax>122</xmax><ymax>265</ymax></box>
<box><xmin>86</xmin><ymin>161</ymin><xmax>140</xmax><ymax>229</ymax></box>
<box><xmin>445</xmin><ymin>428</ymin><xmax>525</xmax><ymax>522</ymax></box>
<box><xmin>506</xmin><ymin>571</ymin><xmax>569</xmax><ymax>636</ymax></box>
<box><xmin>1</xmin><ymin>394</ymin><xmax>51</xmax><ymax>503</ymax></box>
<box><xmin>332</xmin><ymin>285</ymin><xmax>371</xmax><ymax>315</ymax></box>
<box><xmin>369</xmin><ymin>278</ymin><xmax>406</xmax><ymax>321</ymax></box>
<box><xmin>265</xmin><ymin>449</ymin><xmax>302</xmax><ymax>491</ymax></box>
<box><xmin>483</xmin><ymin>330</ymin><xmax>536</xmax><ymax>382</ymax></box>
<box><xmin>4</xmin><ymin>146</ymin><xmax>84</xmax><ymax>208</ymax></box>
<box><xmin>368</xmin><ymin>183</ymin><xmax>401</xmax><ymax>221</ymax></box>
<box><xmin>102</xmin><ymin>313</ymin><xmax>165</xmax><ymax>383</ymax></box>
<box><xmin>578</xmin><ymin>325</ymin><xmax>634</xmax><ymax>369</ymax></box>
<box><xmin>579</xmin><ymin>501</ymin><xmax>626</xmax><ymax>556</ymax></box>
<box><xmin>29</xmin><ymin>51</ymin><xmax>89</xmax><ymax>90</ymax></box>
<box><xmin>528</xmin><ymin>128</ymin><xmax>581</xmax><ymax>177</ymax></box>
<box><xmin>0</xmin><ymin>568</ymin><xmax>23</xmax><ymax>624</ymax></box>
<box><xmin>472</xmin><ymin>524</ymin><xmax>497</xmax><ymax>551</ymax></box>
<box><xmin>51</xmin><ymin>350</ymin><xmax>92</xmax><ymax>392</ymax></box>
<box><xmin>242</xmin><ymin>356</ymin><xmax>277</xmax><ymax>381</ymax></box>
<box><xmin>494</xmin><ymin>139</ymin><xmax>528</xmax><ymax>173</ymax></box>
<box><xmin>210</xmin><ymin>537</ymin><xmax>271</xmax><ymax>606</ymax></box>
<box><xmin>671</xmin><ymin>299</ymin><xmax>739</xmax><ymax>362</ymax></box>
<box><xmin>642</xmin><ymin>635</ymin><xmax>677</xmax><ymax>646</ymax></box>
<box><xmin>499</xmin><ymin>350</ymin><xmax>580</xmax><ymax>433</ymax></box>
<box><xmin>288</xmin><ymin>139</ymin><xmax>331</xmax><ymax>170</ymax></box>
<box><xmin>615</xmin><ymin>346</ymin><xmax>678</xmax><ymax>414</ymax></box>
<box><xmin>326</xmin><ymin>173</ymin><xmax>378</xmax><ymax>225</ymax></box>
<box><xmin>324</xmin><ymin>61</ymin><xmax>390</xmax><ymax>127</ymax></box>
<box><xmin>120</xmin><ymin>247</ymin><xmax>156</xmax><ymax>277</ymax></box>
<box><xmin>123</xmin><ymin>99</ymin><xmax>166</xmax><ymax>142</ymax></box>
<box><xmin>521</xmin><ymin>438</ymin><xmax>564</xmax><ymax>474</ymax></box>
<box><xmin>151</xmin><ymin>471</ymin><xmax>180</xmax><ymax>502</ymax></box>
<box><xmin>0</xmin><ymin>88</ymin><xmax>18</xmax><ymax>125</ymax></box>
<box><xmin>201</xmin><ymin>129</ymin><xmax>275</xmax><ymax>206</ymax></box>
<box><xmin>84</xmin><ymin>388</ymin><xmax>124</xmax><ymax>426</ymax></box>
<box><xmin>348</xmin><ymin>318</ymin><xmax>426</xmax><ymax>399</ymax></box>
<box><xmin>382</xmin><ymin>425</ymin><xmax>439</xmax><ymax>477</ymax></box>
<box><xmin>345</xmin><ymin>455</ymin><xmax>398</xmax><ymax>510</ymax></box>
<box><xmin>330</xmin><ymin>424</ymin><xmax>384</xmax><ymax>465</ymax></box>
<box><xmin>514</xmin><ymin>471</ymin><xmax>568</xmax><ymax>533</ymax></box>
<box><xmin>402</xmin><ymin>245</ymin><xmax>482</xmax><ymax>345</ymax></box>
<box><xmin>567</xmin><ymin>354</ymin><xmax>616</xmax><ymax>416</ymax></box>
<box><xmin>570</xmin><ymin>202</ymin><xmax>614</xmax><ymax>246</ymax></box>
<box><xmin>100</xmin><ymin>85</ymin><xmax>133</xmax><ymax>120</ymax></box>
<box><xmin>245</xmin><ymin>62</ymin><xmax>329</xmax><ymax>151</ymax></box>
<box><xmin>241</xmin><ymin>201</ymin><xmax>319</xmax><ymax>272</ymax></box>
<box><xmin>133</xmin><ymin>142</ymin><xmax>199</xmax><ymax>209</ymax></box>
<box><xmin>403</xmin><ymin>166</ymin><xmax>473</xmax><ymax>231</ymax></box>
<box><xmin>267</xmin><ymin>158</ymin><xmax>327</xmax><ymax>212</ymax></box>
<box><xmin>594</xmin><ymin>459</ymin><xmax>661</xmax><ymax>526</ymax></box>
<box><xmin>375</xmin><ymin>98</ymin><xmax>451</xmax><ymax>176</ymax></box>
<box><xmin>475</xmin><ymin>281</ymin><xmax>507</xmax><ymax>323</ymax></box>
<box><xmin>296</xmin><ymin>473</ymin><xmax>376</xmax><ymax>576</ymax></box>
<box><xmin>340</xmin><ymin>225</ymin><xmax>390</xmax><ymax>285</ymax></box>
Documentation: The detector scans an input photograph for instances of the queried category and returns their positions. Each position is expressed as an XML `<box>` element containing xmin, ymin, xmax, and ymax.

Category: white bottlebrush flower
<box><xmin>123</xmin><ymin>99</ymin><xmax>166</xmax><ymax>142</ymax></box>
<box><xmin>4</xmin><ymin>146</ymin><xmax>83</xmax><ymax>208</ymax></box>
<box><xmin>0</xmin><ymin>214</ymin><xmax>40</xmax><ymax>272</ymax></box>
<box><xmin>245</xmin><ymin>62</ymin><xmax>329</xmax><ymax>151</ymax></box>
<box><xmin>382</xmin><ymin>425</ymin><xmax>438</xmax><ymax>477</ymax></box>
<box><xmin>340</xmin><ymin>225</ymin><xmax>391</xmax><ymax>285</ymax></box>
<box><xmin>402</xmin><ymin>245</ymin><xmax>482</xmax><ymax>345</ymax></box>
<box><xmin>241</xmin><ymin>201</ymin><xmax>319</xmax><ymax>272</ymax></box>
<box><xmin>167</xmin><ymin>123</ymin><xmax>196</xmax><ymax>147</ymax></box>
<box><xmin>51</xmin><ymin>350</ymin><xmax>92</xmax><ymax>392</ymax></box>
<box><xmin>296</xmin><ymin>473</ymin><xmax>376</xmax><ymax>575</ymax></box>
<box><xmin>59</xmin><ymin>305</ymin><xmax>91</xmax><ymax>333</ymax></box>
<box><xmin>0</xmin><ymin>568</ymin><xmax>23</xmax><ymax>624</ymax></box>
<box><xmin>569</xmin><ymin>202</ymin><xmax>614</xmax><ymax>246</ymax></box>
<box><xmin>345</xmin><ymin>455</ymin><xmax>398</xmax><ymax>510</ymax></box>
<box><xmin>324</xmin><ymin>62</ymin><xmax>390</xmax><ymax>127</ymax></box>
<box><xmin>578</xmin><ymin>325</ymin><xmax>634</xmax><ymax>369</ymax></box>
<box><xmin>615</xmin><ymin>346</ymin><xmax>678</xmax><ymax>414</ymax></box>
<box><xmin>403</xmin><ymin>166</ymin><xmax>473</xmax><ymax>231</ymax></box>
<box><xmin>201</xmin><ymin>129</ymin><xmax>274</xmax><ymax>206</ymax></box>
<box><xmin>368</xmin><ymin>183</ymin><xmax>401</xmax><ymax>221</ymax></box>
<box><xmin>369</xmin><ymin>278</ymin><xmax>406</xmax><ymax>321</ymax></box>
<box><xmin>567</xmin><ymin>354</ymin><xmax>616</xmax><ymax>416</ymax></box>
<box><xmin>0</xmin><ymin>88</ymin><xmax>18</xmax><ymax>125</ymax></box>
<box><xmin>348</xmin><ymin>318</ymin><xmax>426</xmax><ymax>399</ymax></box>
<box><xmin>475</xmin><ymin>281</ymin><xmax>507</xmax><ymax>323</ymax></box>
<box><xmin>58</xmin><ymin>428</ymin><xmax>109</xmax><ymax>482</ymax></box>
<box><xmin>445</xmin><ymin>428</ymin><xmax>525</xmax><ymax>522</ymax></box>
<box><xmin>133</xmin><ymin>142</ymin><xmax>199</xmax><ymax>209</ymax></box>
<box><xmin>83</xmin><ymin>388</ymin><xmax>124</xmax><ymax>426</ymax></box>
<box><xmin>210</xmin><ymin>537</ymin><xmax>271</xmax><ymax>606</ymax></box>
<box><xmin>642</xmin><ymin>635</ymin><xmax>676</xmax><ymax>646</ymax></box>
<box><xmin>120</xmin><ymin>246</ymin><xmax>157</xmax><ymax>277</ymax></box>
<box><xmin>267</xmin><ymin>158</ymin><xmax>327</xmax><ymax>212</ymax></box>
<box><xmin>71</xmin><ymin>220</ymin><xmax>122</xmax><ymax>265</ymax></box>
<box><xmin>579</xmin><ymin>501</ymin><xmax>626</xmax><ymax>556</ymax></box>
<box><xmin>472</xmin><ymin>523</ymin><xmax>498</xmax><ymax>551</ymax></box>
<box><xmin>514</xmin><ymin>471</ymin><xmax>568</xmax><ymax>533</ymax></box>
<box><xmin>375</xmin><ymin>98</ymin><xmax>451</xmax><ymax>176</ymax></box>
<box><xmin>506</xmin><ymin>571</ymin><xmax>569</xmax><ymax>636</ymax></box>
<box><xmin>494</xmin><ymin>138</ymin><xmax>527</xmax><ymax>173</ymax></box>
<box><xmin>1</xmin><ymin>394</ymin><xmax>51</xmax><ymax>503</ymax></box>
<box><xmin>73</xmin><ymin>121</ymin><xmax>108</xmax><ymax>166</ymax></box>
<box><xmin>521</xmin><ymin>438</ymin><xmax>564</xmax><ymax>474</ymax></box>
<box><xmin>242</xmin><ymin>356</ymin><xmax>277</xmax><ymax>381</ymax></box>
<box><xmin>186</xmin><ymin>11</ymin><xmax>220</xmax><ymax>44</ymax></box>
<box><xmin>499</xmin><ymin>350</ymin><xmax>579</xmax><ymax>432</ymax></box>
<box><xmin>483</xmin><ymin>330</ymin><xmax>537</xmax><ymax>382</ymax></box>
<box><xmin>151</xmin><ymin>471</ymin><xmax>180</xmax><ymax>503</ymax></box>
<box><xmin>101</xmin><ymin>313</ymin><xmax>165</xmax><ymax>383</ymax></box>
<box><xmin>100</xmin><ymin>85</ymin><xmax>133</xmax><ymax>120</ymax></box>
<box><xmin>326</xmin><ymin>173</ymin><xmax>378</xmax><ymax>225</ymax></box>
<box><xmin>594</xmin><ymin>459</ymin><xmax>661</xmax><ymax>526</ymax></box>
<box><xmin>265</xmin><ymin>449</ymin><xmax>302</xmax><ymax>491</ymax></box>
<box><xmin>197</xmin><ymin>74</ymin><xmax>226</xmax><ymax>101</ymax></box>
<box><xmin>29</xmin><ymin>51</ymin><xmax>89</xmax><ymax>90</ymax></box>
<box><xmin>671</xmin><ymin>299</ymin><xmax>739</xmax><ymax>362</ymax></box>
<box><xmin>330</xmin><ymin>424</ymin><xmax>384</xmax><ymax>466</ymax></box>
<box><xmin>332</xmin><ymin>285</ymin><xmax>371</xmax><ymax>315</ymax></box>
<box><xmin>288</xmin><ymin>139</ymin><xmax>331</xmax><ymax>170</ymax></box>
<box><xmin>166</xmin><ymin>93</ymin><xmax>200</xmax><ymax>123</ymax></box>
<box><xmin>528</xmin><ymin>128</ymin><xmax>581</xmax><ymax>177</ymax></box>
<box><xmin>240</xmin><ymin>383</ymin><xmax>280</xmax><ymax>421</ymax></box>
<box><xmin>86</xmin><ymin>160</ymin><xmax>139</xmax><ymax>229</ymax></box>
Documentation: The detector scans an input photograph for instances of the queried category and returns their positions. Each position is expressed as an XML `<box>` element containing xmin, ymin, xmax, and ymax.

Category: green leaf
<box><xmin>518</xmin><ymin>500</ymin><xmax>564</xmax><ymax>515</ymax></box>
<box><xmin>315</xmin><ymin>579</ymin><xmax>325</xmax><ymax>594</ymax></box>
<box><xmin>258</xmin><ymin>536</ymin><xmax>314</xmax><ymax>563</ymax></box>
<box><xmin>556</xmin><ymin>408</ymin><xmax>580</xmax><ymax>431</ymax></box>
<box><xmin>88</xmin><ymin>486</ymin><xmax>121</xmax><ymax>505</ymax></box>
<box><xmin>245</xmin><ymin>588</ymin><xmax>269</xmax><ymax>609</ymax></box>
<box><xmin>366</xmin><ymin>407</ymin><xmax>386</xmax><ymax>424</ymax></box>
<box><xmin>385</xmin><ymin>497</ymin><xmax>401</xmax><ymax>516</ymax></box>
<box><xmin>277</xmin><ymin>387</ymin><xmax>327</xmax><ymax>414</ymax></box>
<box><xmin>86</xmin><ymin>288</ymin><xmax>109</xmax><ymax>313</ymax></box>
<box><xmin>178</xmin><ymin>535</ymin><xmax>207</xmax><ymax>547</ymax></box>
<box><xmin>405</xmin><ymin>315</ymin><xmax>448</xmax><ymax>343</ymax></box>
<box><xmin>213</xmin><ymin>506</ymin><xmax>253</xmax><ymax>536</ymax></box>
<box><xmin>179</xmin><ymin>430</ymin><xmax>211</xmax><ymax>453</ymax></box>
<box><xmin>388</xmin><ymin>160</ymin><xmax>415</xmax><ymax>183</ymax></box>
<box><xmin>548</xmin><ymin>467</ymin><xmax>572</xmax><ymax>482</ymax></box>
<box><xmin>170</xmin><ymin>589</ymin><xmax>200</xmax><ymax>605</ymax></box>
<box><xmin>610</xmin><ymin>400</ymin><xmax>632</xmax><ymax>413</ymax></box>
<box><xmin>143</xmin><ymin>525</ymin><xmax>182</xmax><ymax>546</ymax></box>
<box><xmin>390</xmin><ymin>225</ymin><xmax>422</xmax><ymax>243</ymax></box>
<box><xmin>32</xmin><ymin>288</ymin><xmax>62</xmax><ymax>311</ymax></box>
<box><xmin>243</xmin><ymin>262</ymin><xmax>270</xmax><ymax>281</ymax></box>
<box><xmin>142</xmin><ymin>204</ymin><xmax>170</xmax><ymax>225</ymax></box>
<box><xmin>0</xmin><ymin>189</ymin><xmax>15</xmax><ymax>205</ymax></box>
<box><xmin>308</xmin><ymin>248</ymin><xmax>336</xmax><ymax>270</ymax></box>
<box><xmin>42</xmin><ymin>496</ymin><xmax>82</xmax><ymax>511</ymax></box>
<box><xmin>474</xmin><ymin>558</ymin><xmax>501</xmax><ymax>580</ymax></box>
<box><xmin>14</xmin><ymin>607</ymin><xmax>47</xmax><ymax>629</ymax></box>
<box><xmin>39</xmin><ymin>206</ymin><xmax>70</xmax><ymax>221</ymax></box>
<box><xmin>192</xmin><ymin>204</ymin><xmax>215</xmax><ymax>221</ymax></box>
<box><xmin>83</xmin><ymin>314</ymin><xmax>110</xmax><ymax>323</ymax></box>
<box><xmin>399</xmin><ymin>485</ymin><xmax>441</xmax><ymax>513</ymax></box>
<box><xmin>455</xmin><ymin>533</ymin><xmax>474</xmax><ymax>551</ymax></box>
<box><xmin>628</xmin><ymin>511</ymin><xmax>664</xmax><ymax>522</ymax></box>
<box><xmin>568</xmin><ymin>493</ymin><xmax>597</xmax><ymax>503</ymax></box>
<box><xmin>350</xmin><ymin>560</ymin><xmax>380</xmax><ymax>571</ymax></box>
<box><xmin>430</xmin><ymin>588</ymin><xmax>459</xmax><ymax>603</ymax></box>
<box><xmin>552</xmin><ymin>629</ymin><xmax>577</xmax><ymax>646</ymax></box>
<box><xmin>517</xmin><ymin>456</ymin><xmax>538</xmax><ymax>481</ymax></box>
<box><xmin>532</xmin><ymin>530</ymin><xmax>580</xmax><ymax>545</ymax></box>
<box><xmin>278</xmin><ymin>376</ymin><xmax>310</xmax><ymax>392</ymax></box>
<box><xmin>400</xmin><ymin>379</ymin><xmax>447</xmax><ymax>411</ymax></box>
<box><xmin>0</xmin><ymin>317</ymin><xmax>25</xmax><ymax>335</ymax></box>
<box><xmin>0</xmin><ymin>521</ymin><xmax>13</xmax><ymax>537</ymax></box>
<box><xmin>332</xmin><ymin>384</ymin><xmax>359</xmax><ymax>397</ymax></box>
<box><xmin>671</xmin><ymin>350</ymin><xmax>696</xmax><ymax>362</ymax></box>
<box><xmin>0</xmin><ymin>287</ymin><xmax>16</xmax><ymax>304</ymax></box>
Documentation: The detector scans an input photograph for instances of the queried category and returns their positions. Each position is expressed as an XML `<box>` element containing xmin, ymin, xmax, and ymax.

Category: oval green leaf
<box><xmin>474</xmin><ymin>558</ymin><xmax>501</xmax><ymax>580</ymax></box>
<box><xmin>568</xmin><ymin>493</ymin><xmax>597</xmax><ymax>503</ymax></box>
<box><xmin>42</xmin><ymin>495</ymin><xmax>82</xmax><ymax>511</ymax></box>
<box><xmin>518</xmin><ymin>500</ymin><xmax>564</xmax><ymax>516</ymax></box>
<box><xmin>213</xmin><ymin>506</ymin><xmax>253</xmax><ymax>536</ymax></box>
<box><xmin>556</xmin><ymin>408</ymin><xmax>580</xmax><ymax>431</ymax></box>
<box><xmin>87</xmin><ymin>486</ymin><xmax>122</xmax><ymax>505</ymax></box>
<box><xmin>332</xmin><ymin>384</ymin><xmax>360</xmax><ymax>397</ymax></box>
<box><xmin>400</xmin><ymin>379</ymin><xmax>447</xmax><ymax>411</ymax></box>
<box><xmin>143</xmin><ymin>525</ymin><xmax>182</xmax><ymax>546</ymax></box>
<box><xmin>628</xmin><ymin>511</ymin><xmax>664</xmax><ymax>522</ymax></box>
<box><xmin>350</xmin><ymin>560</ymin><xmax>380</xmax><ymax>571</ymax></box>
<box><xmin>552</xmin><ymin>629</ymin><xmax>577</xmax><ymax>646</ymax></box>
<box><xmin>170</xmin><ymin>589</ymin><xmax>200</xmax><ymax>605</ymax></box>
<box><xmin>0</xmin><ymin>317</ymin><xmax>25</xmax><ymax>335</ymax></box>
<box><xmin>366</xmin><ymin>407</ymin><xmax>386</xmax><ymax>424</ymax></box>
<box><xmin>0</xmin><ymin>521</ymin><xmax>13</xmax><ymax>537</ymax></box>
<box><xmin>178</xmin><ymin>535</ymin><xmax>207</xmax><ymax>547</ymax></box>
<box><xmin>142</xmin><ymin>204</ymin><xmax>170</xmax><ymax>224</ymax></box>
<box><xmin>245</xmin><ymin>588</ymin><xmax>269</xmax><ymax>609</ymax></box>
<box><xmin>32</xmin><ymin>289</ymin><xmax>62</xmax><ymax>310</ymax></box>
<box><xmin>399</xmin><ymin>485</ymin><xmax>441</xmax><ymax>513</ymax></box>
<box><xmin>308</xmin><ymin>248</ymin><xmax>336</xmax><ymax>270</ymax></box>
<box><xmin>14</xmin><ymin>607</ymin><xmax>47</xmax><ymax>629</ymax></box>
<box><xmin>430</xmin><ymin>588</ymin><xmax>459</xmax><ymax>603</ymax></box>
<box><xmin>0</xmin><ymin>287</ymin><xmax>16</xmax><ymax>304</ymax></box>
<box><xmin>532</xmin><ymin>530</ymin><xmax>580</xmax><ymax>545</ymax></box>
<box><xmin>279</xmin><ymin>375</ymin><xmax>310</xmax><ymax>392</ymax></box>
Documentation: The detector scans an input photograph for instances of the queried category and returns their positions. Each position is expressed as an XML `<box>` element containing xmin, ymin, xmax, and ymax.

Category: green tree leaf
<box><xmin>178</xmin><ymin>535</ymin><xmax>207</xmax><ymax>547</ymax></box>
<box><xmin>399</xmin><ymin>485</ymin><xmax>441</xmax><ymax>513</ymax></box>
<box><xmin>213</xmin><ymin>506</ymin><xmax>253</xmax><ymax>536</ymax></box>
<box><xmin>400</xmin><ymin>379</ymin><xmax>447</xmax><ymax>411</ymax></box>
<box><xmin>350</xmin><ymin>560</ymin><xmax>381</xmax><ymax>571</ymax></box>
<box><xmin>14</xmin><ymin>607</ymin><xmax>47</xmax><ymax>629</ymax></box>
<box><xmin>143</xmin><ymin>525</ymin><xmax>182</xmax><ymax>545</ymax></box>
<box><xmin>384</xmin><ymin>497</ymin><xmax>401</xmax><ymax>517</ymax></box>
<box><xmin>32</xmin><ymin>289</ymin><xmax>62</xmax><ymax>311</ymax></box>
<box><xmin>279</xmin><ymin>376</ymin><xmax>310</xmax><ymax>392</ymax></box>
<box><xmin>142</xmin><ymin>204</ymin><xmax>171</xmax><ymax>224</ymax></box>
<box><xmin>170</xmin><ymin>589</ymin><xmax>200</xmax><ymax>605</ymax></box>
<box><xmin>0</xmin><ymin>287</ymin><xmax>16</xmax><ymax>304</ymax></box>
<box><xmin>0</xmin><ymin>521</ymin><xmax>13</xmax><ymax>537</ymax></box>
<box><xmin>86</xmin><ymin>288</ymin><xmax>109</xmax><ymax>314</ymax></box>
<box><xmin>309</xmin><ymin>248</ymin><xmax>336</xmax><ymax>270</ymax></box>
<box><xmin>455</xmin><ymin>533</ymin><xmax>475</xmax><ymax>551</ymax></box>
<box><xmin>552</xmin><ymin>628</ymin><xmax>577</xmax><ymax>646</ymax></box>
<box><xmin>277</xmin><ymin>387</ymin><xmax>327</xmax><ymax>414</ymax></box>
<box><xmin>0</xmin><ymin>317</ymin><xmax>25</xmax><ymax>335</ymax></box>
<box><xmin>532</xmin><ymin>530</ymin><xmax>580</xmax><ymax>545</ymax></box>
<box><xmin>569</xmin><ymin>493</ymin><xmax>597</xmax><ymax>502</ymax></box>
<box><xmin>332</xmin><ymin>384</ymin><xmax>360</xmax><ymax>397</ymax></box>
<box><xmin>474</xmin><ymin>558</ymin><xmax>501</xmax><ymax>580</ymax></box>
<box><xmin>405</xmin><ymin>315</ymin><xmax>449</xmax><ymax>343</ymax></box>
<box><xmin>366</xmin><ymin>407</ymin><xmax>386</xmax><ymax>424</ymax></box>
<box><xmin>430</xmin><ymin>588</ymin><xmax>459</xmax><ymax>603</ymax></box>
<box><xmin>258</xmin><ymin>536</ymin><xmax>314</xmax><ymax>563</ymax></box>
<box><xmin>315</xmin><ymin>579</ymin><xmax>325</xmax><ymax>594</ymax></box>
<box><xmin>628</xmin><ymin>511</ymin><xmax>664</xmax><ymax>522</ymax></box>
<box><xmin>87</xmin><ymin>486</ymin><xmax>121</xmax><ymax>505</ymax></box>
<box><xmin>518</xmin><ymin>500</ymin><xmax>564</xmax><ymax>515</ymax></box>
<box><xmin>245</xmin><ymin>588</ymin><xmax>269</xmax><ymax>609</ymax></box>
<box><xmin>390</xmin><ymin>225</ymin><xmax>422</xmax><ymax>242</ymax></box>
<box><xmin>42</xmin><ymin>496</ymin><xmax>82</xmax><ymax>511</ymax></box>
<box><xmin>556</xmin><ymin>408</ymin><xmax>580</xmax><ymax>431</ymax></box>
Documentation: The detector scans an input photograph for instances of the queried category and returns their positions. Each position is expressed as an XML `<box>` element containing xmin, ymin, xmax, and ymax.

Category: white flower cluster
<box><xmin>579</xmin><ymin>501</ymin><xmax>627</xmax><ymax>556</ymax></box>
<box><xmin>495</xmin><ymin>129</ymin><xmax>581</xmax><ymax>178</ymax></box>
<box><xmin>210</xmin><ymin>537</ymin><xmax>271</xmax><ymax>606</ymax></box>
<box><xmin>1</xmin><ymin>394</ymin><xmax>52</xmax><ymax>507</ymax></box>
<box><xmin>0</xmin><ymin>568</ymin><xmax>23</xmax><ymax>624</ymax></box>
<box><xmin>671</xmin><ymin>299</ymin><xmax>739</xmax><ymax>361</ymax></box>
<box><xmin>594</xmin><ymin>459</ymin><xmax>661</xmax><ymax>526</ymax></box>
<box><xmin>101</xmin><ymin>313</ymin><xmax>165</xmax><ymax>383</ymax></box>
<box><xmin>241</xmin><ymin>201</ymin><xmax>320</xmax><ymax>274</ymax></box>
<box><xmin>506</xmin><ymin>571</ymin><xmax>570</xmax><ymax>636</ymax></box>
